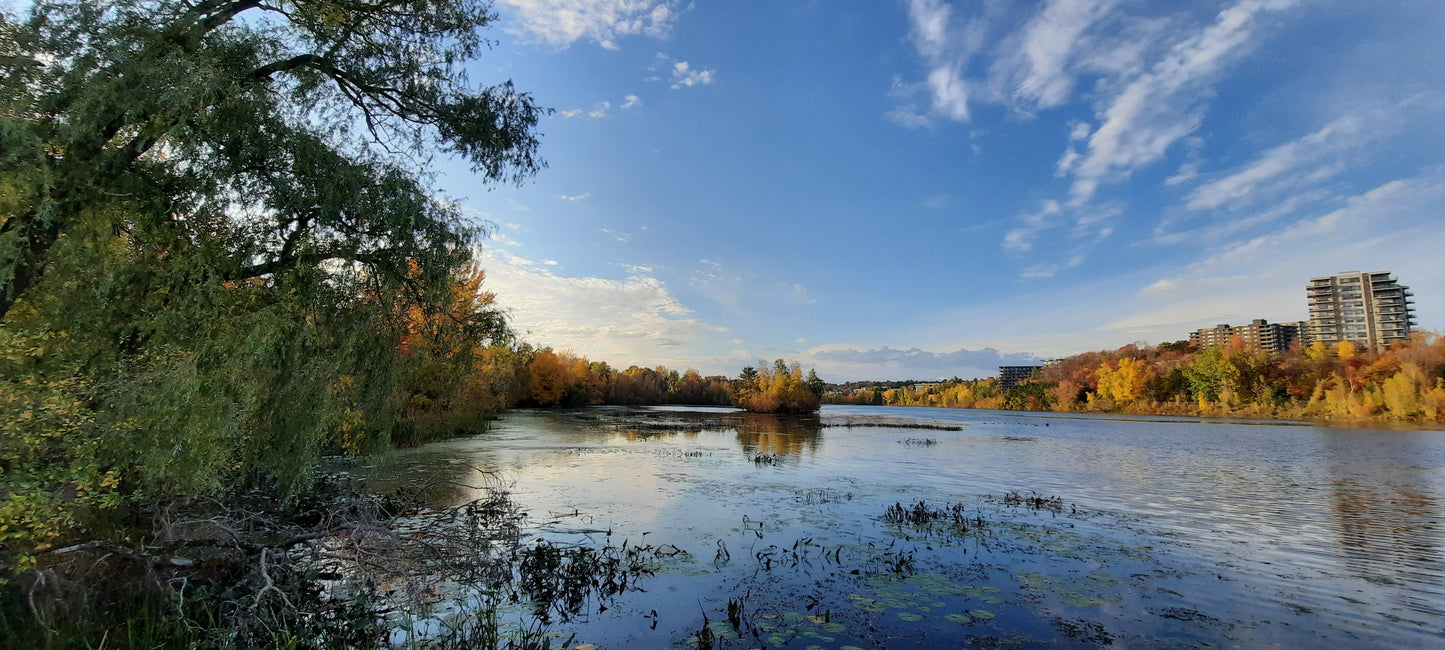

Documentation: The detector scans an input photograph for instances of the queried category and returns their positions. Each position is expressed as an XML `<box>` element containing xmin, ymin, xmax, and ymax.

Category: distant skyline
<box><xmin>435</xmin><ymin>0</ymin><xmax>1445</xmax><ymax>380</ymax></box>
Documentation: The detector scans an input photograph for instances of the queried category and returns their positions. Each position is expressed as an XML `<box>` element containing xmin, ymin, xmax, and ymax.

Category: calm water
<box><xmin>360</xmin><ymin>405</ymin><xmax>1445</xmax><ymax>648</ymax></box>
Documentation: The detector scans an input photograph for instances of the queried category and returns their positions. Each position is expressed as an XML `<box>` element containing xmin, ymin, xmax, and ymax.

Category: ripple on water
<box><xmin>358</xmin><ymin>406</ymin><xmax>1445</xmax><ymax>648</ymax></box>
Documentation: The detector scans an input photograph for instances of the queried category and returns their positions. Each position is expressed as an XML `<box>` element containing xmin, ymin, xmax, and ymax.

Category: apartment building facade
<box><xmin>1188</xmin><ymin>319</ymin><xmax>1307</xmax><ymax>352</ymax></box>
<box><xmin>1306</xmin><ymin>271</ymin><xmax>1416</xmax><ymax>349</ymax></box>
<box><xmin>998</xmin><ymin>365</ymin><xmax>1042</xmax><ymax>390</ymax></box>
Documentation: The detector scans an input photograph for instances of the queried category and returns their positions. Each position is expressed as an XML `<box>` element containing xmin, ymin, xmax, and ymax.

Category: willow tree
<box><xmin>0</xmin><ymin>0</ymin><xmax>542</xmax><ymax>542</ymax></box>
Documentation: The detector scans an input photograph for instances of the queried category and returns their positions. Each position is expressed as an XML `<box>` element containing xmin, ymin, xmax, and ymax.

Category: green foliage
<box><xmin>1003</xmin><ymin>381</ymin><xmax>1053</xmax><ymax>411</ymax></box>
<box><xmin>1184</xmin><ymin>347</ymin><xmax>1239</xmax><ymax>405</ymax></box>
<box><xmin>0</xmin><ymin>0</ymin><xmax>541</xmax><ymax>575</ymax></box>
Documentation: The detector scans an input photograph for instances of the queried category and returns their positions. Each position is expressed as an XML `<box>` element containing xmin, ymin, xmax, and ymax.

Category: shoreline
<box><xmin>821</xmin><ymin>401</ymin><xmax>1445</xmax><ymax>432</ymax></box>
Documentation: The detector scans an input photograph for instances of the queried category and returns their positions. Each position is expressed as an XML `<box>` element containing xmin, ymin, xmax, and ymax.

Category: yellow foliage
<box><xmin>1380</xmin><ymin>364</ymin><xmax>1426</xmax><ymax>420</ymax></box>
<box><xmin>1336</xmin><ymin>340</ymin><xmax>1357</xmax><ymax>360</ymax></box>
<box><xmin>1095</xmin><ymin>357</ymin><xmax>1151</xmax><ymax>403</ymax></box>
<box><xmin>1423</xmin><ymin>380</ymin><xmax>1445</xmax><ymax>422</ymax></box>
<box><xmin>736</xmin><ymin>360</ymin><xmax>820</xmax><ymax>414</ymax></box>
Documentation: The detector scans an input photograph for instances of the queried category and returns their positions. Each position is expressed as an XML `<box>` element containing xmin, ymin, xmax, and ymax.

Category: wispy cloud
<box><xmin>809</xmin><ymin>345</ymin><xmax>1038</xmax><ymax>381</ymax></box>
<box><xmin>559</xmin><ymin>192</ymin><xmax>590</xmax><ymax>202</ymax></box>
<box><xmin>1118</xmin><ymin>169</ymin><xmax>1445</xmax><ymax>336</ymax></box>
<box><xmin>1182</xmin><ymin>99</ymin><xmax>1429</xmax><ymax>212</ymax></box>
<box><xmin>479</xmin><ymin>247</ymin><xmax>730</xmax><ymax>365</ymax></box>
<box><xmin>894</xmin><ymin>1</ymin><xmax>1306</xmax><ymax>275</ymax></box>
<box><xmin>560</xmin><ymin>95</ymin><xmax>651</xmax><ymax>120</ymax></box>
<box><xmin>1058</xmin><ymin>0</ymin><xmax>1300</xmax><ymax>205</ymax></box>
<box><xmin>669</xmin><ymin>60</ymin><xmax>715</xmax><ymax>89</ymax></box>
<box><xmin>898</xmin><ymin>0</ymin><xmax>976</xmax><ymax>125</ymax></box>
<box><xmin>600</xmin><ymin>228</ymin><xmax>631</xmax><ymax>243</ymax></box>
<box><xmin>497</xmin><ymin>0</ymin><xmax>680</xmax><ymax>50</ymax></box>
<box><xmin>991</xmin><ymin>0</ymin><xmax>1120</xmax><ymax>112</ymax></box>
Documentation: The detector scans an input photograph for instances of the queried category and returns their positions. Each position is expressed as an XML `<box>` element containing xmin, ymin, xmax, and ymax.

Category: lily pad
<box><xmin>897</xmin><ymin>612</ymin><xmax>924</xmax><ymax>622</ymax></box>
<box><xmin>969</xmin><ymin>609</ymin><xmax>996</xmax><ymax>620</ymax></box>
<box><xmin>851</xmin><ymin>597</ymin><xmax>886</xmax><ymax>612</ymax></box>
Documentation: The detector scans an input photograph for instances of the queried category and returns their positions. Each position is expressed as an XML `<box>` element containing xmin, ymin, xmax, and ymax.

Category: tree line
<box><xmin>440</xmin><ymin>344</ymin><xmax>822</xmax><ymax>413</ymax></box>
<box><xmin>826</xmin><ymin>336</ymin><xmax>1445</xmax><ymax>423</ymax></box>
<box><xmin>0</xmin><ymin>1</ymin><xmax>832</xmax><ymax>644</ymax></box>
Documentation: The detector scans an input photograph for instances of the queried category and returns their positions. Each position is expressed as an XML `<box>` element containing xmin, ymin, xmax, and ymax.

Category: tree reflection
<box><xmin>734</xmin><ymin>413</ymin><xmax>823</xmax><ymax>457</ymax></box>
<box><xmin>1323</xmin><ymin>432</ymin><xmax>1444</xmax><ymax>613</ymax></box>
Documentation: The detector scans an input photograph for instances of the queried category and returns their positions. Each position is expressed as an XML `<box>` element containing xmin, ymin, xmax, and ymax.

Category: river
<box><xmin>358</xmin><ymin>404</ymin><xmax>1445</xmax><ymax>648</ymax></box>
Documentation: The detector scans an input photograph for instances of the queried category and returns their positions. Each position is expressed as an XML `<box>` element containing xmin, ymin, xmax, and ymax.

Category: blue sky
<box><xmin>437</xmin><ymin>0</ymin><xmax>1445</xmax><ymax>380</ymax></box>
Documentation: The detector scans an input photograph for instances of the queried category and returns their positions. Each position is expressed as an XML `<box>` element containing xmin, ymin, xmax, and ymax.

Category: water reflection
<box><xmin>354</xmin><ymin>405</ymin><xmax>1445</xmax><ymax>647</ymax></box>
<box><xmin>735</xmin><ymin>414</ymin><xmax>822</xmax><ymax>457</ymax></box>
<box><xmin>1322</xmin><ymin>431</ymin><xmax>1445</xmax><ymax>619</ymax></box>
<box><xmin>566</xmin><ymin>408</ymin><xmax>825</xmax><ymax>457</ymax></box>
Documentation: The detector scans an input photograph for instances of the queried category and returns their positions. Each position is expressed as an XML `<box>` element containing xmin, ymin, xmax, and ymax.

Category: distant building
<box><xmin>998</xmin><ymin>365</ymin><xmax>1042</xmax><ymax>390</ymax></box>
<box><xmin>1188</xmin><ymin>319</ymin><xmax>1306</xmax><ymax>352</ymax></box>
<box><xmin>1307</xmin><ymin>271</ymin><xmax>1416</xmax><ymax>349</ymax></box>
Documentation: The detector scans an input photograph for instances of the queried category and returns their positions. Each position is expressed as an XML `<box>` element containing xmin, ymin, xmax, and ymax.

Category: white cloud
<box><xmin>898</xmin><ymin>0</ymin><xmax>979</xmax><ymax>124</ymax></box>
<box><xmin>996</xmin><ymin>0</ymin><xmax>1120</xmax><ymax>111</ymax></box>
<box><xmin>558</xmin><ymin>192</ymin><xmax>590</xmax><ymax>202</ymax></box>
<box><xmin>1001</xmin><ymin>199</ymin><xmax>1062</xmax><ymax>253</ymax></box>
<box><xmin>808</xmin><ymin>345</ymin><xmax>1038</xmax><ymax>381</ymax></box>
<box><xmin>926</xmin><ymin>64</ymin><xmax>970</xmax><ymax>121</ymax></box>
<box><xmin>1061</xmin><ymin>0</ymin><xmax>1301</xmax><ymax>205</ymax></box>
<box><xmin>621</xmin><ymin>94</ymin><xmax>643</xmax><ymax>109</ymax></box>
<box><xmin>1117</xmin><ymin>169</ymin><xmax>1445</xmax><ymax>338</ymax></box>
<box><xmin>1149</xmin><ymin>97</ymin><xmax>1444</xmax><ymax>245</ymax></box>
<box><xmin>669</xmin><ymin>60</ymin><xmax>715</xmax><ymax>89</ymax></box>
<box><xmin>778</xmin><ymin>282</ymin><xmax>817</xmax><ymax>305</ymax></box>
<box><xmin>497</xmin><ymin>0</ymin><xmax>680</xmax><ymax>49</ymax></box>
<box><xmin>559</xmin><ymin>108</ymin><xmax>583</xmax><ymax>119</ymax></box>
<box><xmin>887</xmin><ymin>104</ymin><xmax>934</xmax><ymax>130</ymax></box>
<box><xmin>600</xmin><ymin>228</ymin><xmax>631</xmax><ymax>243</ymax></box>
<box><xmin>479</xmin><ymin>247</ymin><xmax>730</xmax><ymax>366</ymax></box>
<box><xmin>588</xmin><ymin>101</ymin><xmax>611</xmax><ymax>118</ymax></box>
<box><xmin>1181</xmin><ymin>100</ymin><xmax>1429</xmax><ymax>212</ymax></box>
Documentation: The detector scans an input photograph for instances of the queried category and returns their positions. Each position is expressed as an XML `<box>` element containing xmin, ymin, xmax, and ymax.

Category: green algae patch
<box><xmin>1015</xmin><ymin>570</ymin><xmax>1123</xmax><ymax>608</ymax></box>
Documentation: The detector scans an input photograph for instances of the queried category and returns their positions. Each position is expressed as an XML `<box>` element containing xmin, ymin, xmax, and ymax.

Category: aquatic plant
<box><xmin>883</xmin><ymin>501</ymin><xmax>982</xmax><ymax>532</ymax></box>
<box><xmin>1000</xmin><ymin>491</ymin><xmax>1066</xmax><ymax>514</ymax></box>
<box><xmin>750</xmin><ymin>453</ymin><xmax>783</xmax><ymax>466</ymax></box>
<box><xmin>794</xmin><ymin>488</ymin><xmax>854</xmax><ymax>505</ymax></box>
<box><xmin>900</xmin><ymin>438</ymin><xmax>940</xmax><ymax>446</ymax></box>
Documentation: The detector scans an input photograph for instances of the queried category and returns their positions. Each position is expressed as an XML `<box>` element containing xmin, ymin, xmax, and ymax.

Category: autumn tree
<box><xmin>0</xmin><ymin>0</ymin><xmax>542</xmax><ymax>572</ymax></box>
<box><xmin>735</xmin><ymin>360</ymin><xmax>821</xmax><ymax>414</ymax></box>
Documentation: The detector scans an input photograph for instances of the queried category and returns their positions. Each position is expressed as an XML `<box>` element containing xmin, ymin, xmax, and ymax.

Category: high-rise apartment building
<box><xmin>1306</xmin><ymin>271</ymin><xmax>1416</xmax><ymax>349</ymax></box>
